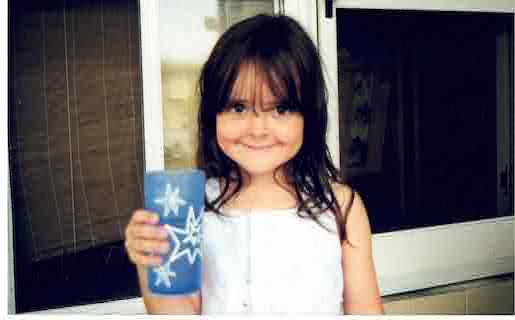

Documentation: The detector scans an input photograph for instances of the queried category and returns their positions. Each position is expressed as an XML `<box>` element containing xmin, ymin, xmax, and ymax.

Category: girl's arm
<box><xmin>126</xmin><ymin>209</ymin><xmax>201</xmax><ymax>314</ymax></box>
<box><xmin>335</xmin><ymin>185</ymin><xmax>384</xmax><ymax>315</ymax></box>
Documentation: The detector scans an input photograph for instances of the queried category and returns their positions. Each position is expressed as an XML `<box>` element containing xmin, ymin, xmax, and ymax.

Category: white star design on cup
<box><xmin>182</xmin><ymin>206</ymin><xmax>202</xmax><ymax>247</ymax></box>
<box><xmin>154</xmin><ymin>184</ymin><xmax>187</xmax><ymax>217</ymax></box>
<box><xmin>153</xmin><ymin>262</ymin><xmax>176</xmax><ymax>288</ymax></box>
<box><xmin>162</xmin><ymin>206</ymin><xmax>203</xmax><ymax>266</ymax></box>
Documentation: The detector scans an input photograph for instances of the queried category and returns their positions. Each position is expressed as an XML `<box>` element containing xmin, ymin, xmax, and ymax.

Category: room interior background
<box><xmin>8</xmin><ymin>0</ymin><xmax>514</xmax><ymax>315</ymax></box>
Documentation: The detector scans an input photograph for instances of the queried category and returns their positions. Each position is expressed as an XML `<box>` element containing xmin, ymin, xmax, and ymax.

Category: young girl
<box><xmin>125</xmin><ymin>14</ymin><xmax>383</xmax><ymax>315</ymax></box>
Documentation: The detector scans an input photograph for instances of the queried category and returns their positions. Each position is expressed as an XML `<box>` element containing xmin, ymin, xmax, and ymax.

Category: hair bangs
<box><xmin>225</xmin><ymin>57</ymin><xmax>302</xmax><ymax>112</ymax></box>
<box><xmin>260</xmin><ymin>56</ymin><xmax>303</xmax><ymax>111</ymax></box>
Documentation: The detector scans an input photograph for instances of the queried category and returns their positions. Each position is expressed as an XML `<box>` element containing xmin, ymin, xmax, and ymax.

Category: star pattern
<box><xmin>154</xmin><ymin>184</ymin><xmax>187</xmax><ymax>217</ymax></box>
<box><xmin>151</xmin><ymin>205</ymin><xmax>203</xmax><ymax>288</ymax></box>
<box><xmin>163</xmin><ymin>205</ymin><xmax>202</xmax><ymax>265</ymax></box>
<box><xmin>182</xmin><ymin>206</ymin><xmax>202</xmax><ymax>247</ymax></box>
<box><xmin>153</xmin><ymin>262</ymin><xmax>176</xmax><ymax>288</ymax></box>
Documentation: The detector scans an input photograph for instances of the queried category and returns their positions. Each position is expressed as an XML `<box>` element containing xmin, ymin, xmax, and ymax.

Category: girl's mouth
<box><xmin>241</xmin><ymin>144</ymin><xmax>277</xmax><ymax>150</ymax></box>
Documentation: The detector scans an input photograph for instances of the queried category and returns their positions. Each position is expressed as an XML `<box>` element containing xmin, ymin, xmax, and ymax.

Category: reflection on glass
<box><xmin>159</xmin><ymin>0</ymin><xmax>274</xmax><ymax>169</ymax></box>
<box><xmin>337</xmin><ymin>10</ymin><xmax>514</xmax><ymax>233</ymax></box>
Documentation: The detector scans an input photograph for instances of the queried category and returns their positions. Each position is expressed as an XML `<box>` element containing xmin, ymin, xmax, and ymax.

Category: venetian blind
<box><xmin>9</xmin><ymin>0</ymin><xmax>144</xmax><ymax>263</ymax></box>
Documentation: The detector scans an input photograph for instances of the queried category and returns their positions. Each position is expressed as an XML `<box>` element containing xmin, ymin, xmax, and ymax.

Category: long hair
<box><xmin>196</xmin><ymin>14</ymin><xmax>353</xmax><ymax>242</ymax></box>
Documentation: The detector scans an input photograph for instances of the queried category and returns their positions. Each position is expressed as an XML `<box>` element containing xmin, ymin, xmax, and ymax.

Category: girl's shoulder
<box><xmin>330</xmin><ymin>181</ymin><xmax>371</xmax><ymax>247</ymax></box>
<box><xmin>329</xmin><ymin>181</ymin><xmax>355</xmax><ymax>211</ymax></box>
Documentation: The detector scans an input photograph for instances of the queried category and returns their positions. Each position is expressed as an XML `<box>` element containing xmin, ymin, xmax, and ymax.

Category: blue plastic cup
<box><xmin>144</xmin><ymin>169</ymin><xmax>205</xmax><ymax>295</ymax></box>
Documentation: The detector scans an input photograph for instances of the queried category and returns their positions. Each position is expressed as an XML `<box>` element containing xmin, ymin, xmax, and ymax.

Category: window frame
<box><xmin>314</xmin><ymin>0</ymin><xmax>514</xmax><ymax>296</ymax></box>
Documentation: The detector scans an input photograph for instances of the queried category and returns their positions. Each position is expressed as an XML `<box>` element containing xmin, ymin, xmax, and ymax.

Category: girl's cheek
<box><xmin>217</xmin><ymin>120</ymin><xmax>248</xmax><ymax>140</ymax></box>
<box><xmin>278</xmin><ymin>118</ymin><xmax>304</xmax><ymax>142</ymax></box>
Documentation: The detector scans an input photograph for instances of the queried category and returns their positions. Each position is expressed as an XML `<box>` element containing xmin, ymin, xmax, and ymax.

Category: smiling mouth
<box><xmin>241</xmin><ymin>144</ymin><xmax>277</xmax><ymax>150</ymax></box>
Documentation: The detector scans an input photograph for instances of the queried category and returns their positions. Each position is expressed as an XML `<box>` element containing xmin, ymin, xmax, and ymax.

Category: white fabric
<box><xmin>201</xmin><ymin>178</ymin><xmax>344</xmax><ymax>314</ymax></box>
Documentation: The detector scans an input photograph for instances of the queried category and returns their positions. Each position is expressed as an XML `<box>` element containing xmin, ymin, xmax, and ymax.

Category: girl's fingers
<box><xmin>128</xmin><ymin>238</ymin><xmax>170</xmax><ymax>256</ymax></box>
<box><xmin>125</xmin><ymin>209</ymin><xmax>169</xmax><ymax>267</ymax></box>
<box><xmin>126</xmin><ymin>248</ymin><xmax>163</xmax><ymax>267</ymax></box>
<box><xmin>125</xmin><ymin>209</ymin><xmax>163</xmax><ymax>241</ymax></box>
<box><xmin>139</xmin><ymin>254</ymin><xmax>163</xmax><ymax>267</ymax></box>
<box><xmin>125</xmin><ymin>238</ymin><xmax>169</xmax><ymax>267</ymax></box>
<box><xmin>130</xmin><ymin>209</ymin><xmax>160</xmax><ymax>225</ymax></box>
<box><xmin>130</xmin><ymin>224</ymin><xmax>168</xmax><ymax>240</ymax></box>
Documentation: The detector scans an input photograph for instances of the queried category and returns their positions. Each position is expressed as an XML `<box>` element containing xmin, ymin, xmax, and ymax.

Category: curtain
<box><xmin>9</xmin><ymin>0</ymin><xmax>144</xmax><ymax>262</ymax></box>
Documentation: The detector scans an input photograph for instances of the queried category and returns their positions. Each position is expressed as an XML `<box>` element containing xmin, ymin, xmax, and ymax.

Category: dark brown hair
<box><xmin>196</xmin><ymin>14</ymin><xmax>353</xmax><ymax>242</ymax></box>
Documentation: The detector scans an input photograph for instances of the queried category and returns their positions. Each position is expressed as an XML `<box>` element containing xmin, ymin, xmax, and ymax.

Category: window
<box><xmin>158</xmin><ymin>0</ymin><xmax>275</xmax><ymax>170</ymax></box>
<box><xmin>316</xmin><ymin>0</ymin><xmax>514</xmax><ymax>296</ymax></box>
<box><xmin>336</xmin><ymin>9</ymin><xmax>513</xmax><ymax>233</ymax></box>
<box><xmin>9</xmin><ymin>0</ymin><xmax>277</xmax><ymax>313</ymax></box>
<box><xmin>9</xmin><ymin>0</ymin><xmax>143</xmax><ymax>312</ymax></box>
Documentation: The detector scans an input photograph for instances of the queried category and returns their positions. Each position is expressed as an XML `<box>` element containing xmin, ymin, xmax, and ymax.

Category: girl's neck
<box><xmin>219</xmin><ymin>169</ymin><xmax>298</xmax><ymax>210</ymax></box>
<box><xmin>243</xmin><ymin>172</ymin><xmax>285</xmax><ymax>189</ymax></box>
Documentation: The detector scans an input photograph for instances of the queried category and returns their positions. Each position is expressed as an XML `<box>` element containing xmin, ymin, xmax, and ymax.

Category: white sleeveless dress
<box><xmin>200</xmin><ymin>178</ymin><xmax>344</xmax><ymax>314</ymax></box>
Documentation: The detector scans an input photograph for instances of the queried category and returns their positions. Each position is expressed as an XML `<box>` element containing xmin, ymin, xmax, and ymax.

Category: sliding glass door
<box><xmin>315</xmin><ymin>0</ymin><xmax>514</xmax><ymax>296</ymax></box>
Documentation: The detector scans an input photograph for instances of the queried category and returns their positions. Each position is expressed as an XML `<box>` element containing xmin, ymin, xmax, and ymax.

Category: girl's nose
<box><xmin>248</xmin><ymin>112</ymin><xmax>269</xmax><ymax>137</ymax></box>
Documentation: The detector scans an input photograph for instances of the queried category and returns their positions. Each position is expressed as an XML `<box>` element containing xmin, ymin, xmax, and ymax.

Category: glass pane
<box><xmin>159</xmin><ymin>0</ymin><xmax>275</xmax><ymax>170</ymax></box>
<box><xmin>9</xmin><ymin>0</ymin><xmax>144</xmax><ymax>312</ymax></box>
<box><xmin>336</xmin><ymin>9</ymin><xmax>514</xmax><ymax>233</ymax></box>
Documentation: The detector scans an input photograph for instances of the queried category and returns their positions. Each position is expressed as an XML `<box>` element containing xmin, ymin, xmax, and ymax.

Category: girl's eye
<box><xmin>229</xmin><ymin>103</ymin><xmax>246</xmax><ymax>113</ymax></box>
<box><xmin>274</xmin><ymin>104</ymin><xmax>295</xmax><ymax>116</ymax></box>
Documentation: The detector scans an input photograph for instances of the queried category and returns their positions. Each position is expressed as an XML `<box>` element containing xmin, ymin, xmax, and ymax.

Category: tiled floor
<box><xmin>383</xmin><ymin>274</ymin><xmax>514</xmax><ymax>315</ymax></box>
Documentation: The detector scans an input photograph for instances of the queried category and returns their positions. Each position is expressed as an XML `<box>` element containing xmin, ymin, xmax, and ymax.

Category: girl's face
<box><xmin>216</xmin><ymin>64</ymin><xmax>304</xmax><ymax>179</ymax></box>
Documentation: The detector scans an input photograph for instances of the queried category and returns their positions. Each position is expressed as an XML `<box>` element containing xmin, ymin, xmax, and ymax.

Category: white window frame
<box><xmin>11</xmin><ymin>0</ymin><xmax>513</xmax><ymax>314</ymax></box>
<box><xmin>12</xmin><ymin>0</ymin><xmax>163</xmax><ymax>314</ymax></box>
<box><xmin>311</xmin><ymin>0</ymin><xmax>514</xmax><ymax>296</ymax></box>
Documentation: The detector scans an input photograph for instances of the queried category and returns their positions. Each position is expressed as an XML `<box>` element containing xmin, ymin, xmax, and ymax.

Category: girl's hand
<box><xmin>124</xmin><ymin>209</ymin><xmax>170</xmax><ymax>267</ymax></box>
